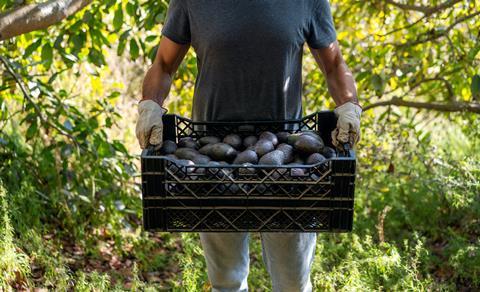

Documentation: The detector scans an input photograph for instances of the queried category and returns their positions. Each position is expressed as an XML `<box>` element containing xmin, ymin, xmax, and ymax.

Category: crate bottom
<box><xmin>143</xmin><ymin>207</ymin><xmax>352</xmax><ymax>232</ymax></box>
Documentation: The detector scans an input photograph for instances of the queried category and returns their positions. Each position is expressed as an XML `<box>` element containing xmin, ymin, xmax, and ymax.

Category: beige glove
<box><xmin>331</xmin><ymin>101</ymin><xmax>362</xmax><ymax>149</ymax></box>
<box><xmin>135</xmin><ymin>100</ymin><xmax>167</xmax><ymax>149</ymax></box>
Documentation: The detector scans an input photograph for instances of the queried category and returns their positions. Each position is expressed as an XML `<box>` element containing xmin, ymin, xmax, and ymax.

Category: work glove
<box><xmin>331</xmin><ymin>101</ymin><xmax>362</xmax><ymax>149</ymax></box>
<box><xmin>135</xmin><ymin>100</ymin><xmax>167</xmax><ymax>149</ymax></box>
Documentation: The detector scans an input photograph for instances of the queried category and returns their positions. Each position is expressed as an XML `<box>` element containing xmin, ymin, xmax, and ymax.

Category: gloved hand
<box><xmin>135</xmin><ymin>100</ymin><xmax>167</xmax><ymax>149</ymax></box>
<box><xmin>331</xmin><ymin>101</ymin><xmax>362</xmax><ymax>149</ymax></box>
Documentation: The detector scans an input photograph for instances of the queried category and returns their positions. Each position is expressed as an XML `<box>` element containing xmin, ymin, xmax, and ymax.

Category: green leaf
<box><xmin>148</xmin><ymin>45</ymin><xmax>158</xmax><ymax>62</ymax></box>
<box><xmin>24</xmin><ymin>39</ymin><xmax>42</xmax><ymax>58</ymax></box>
<box><xmin>88</xmin><ymin>48</ymin><xmax>106</xmax><ymax>67</ymax></box>
<box><xmin>26</xmin><ymin>122</ymin><xmax>38</xmax><ymax>140</ymax></box>
<box><xmin>356</xmin><ymin>71</ymin><xmax>369</xmax><ymax>82</ymax></box>
<box><xmin>54</xmin><ymin>35</ymin><xmax>64</xmax><ymax>49</ymax></box>
<box><xmin>471</xmin><ymin>75</ymin><xmax>480</xmax><ymax>99</ymax></box>
<box><xmin>108</xmin><ymin>91</ymin><xmax>121</xmax><ymax>99</ymax></box>
<box><xmin>71</xmin><ymin>32</ymin><xmax>86</xmax><ymax>53</ymax></box>
<box><xmin>97</xmin><ymin>140</ymin><xmax>112</xmax><ymax>157</ymax></box>
<box><xmin>468</xmin><ymin>44</ymin><xmax>480</xmax><ymax>61</ymax></box>
<box><xmin>145</xmin><ymin>35</ymin><xmax>158</xmax><ymax>43</ymax></box>
<box><xmin>117</xmin><ymin>40</ymin><xmax>126</xmax><ymax>56</ymax></box>
<box><xmin>113</xmin><ymin>7</ymin><xmax>124</xmax><ymax>31</ymax></box>
<box><xmin>117</xmin><ymin>30</ymin><xmax>130</xmax><ymax>56</ymax></box>
<box><xmin>372</xmin><ymin>74</ymin><xmax>385</xmax><ymax>96</ymax></box>
<box><xmin>105</xmin><ymin>117</ymin><xmax>113</xmax><ymax>128</ymax></box>
<box><xmin>83</xmin><ymin>11</ymin><xmax>93</xmax><ymax>24</ymax></box>
<box><xmin>129</xmin><ymin>39</ymin><xmax>139</xmax><ymax>60</ymax></box>
<box><xmin>41</xmin><ymin>43</ymin><xmax>53</xmax><ymax>68</ymax></box>
<box><xmin>126</xmin><ymin>2</ymin><xmax>136</xmax><ymax>16</ymax></box>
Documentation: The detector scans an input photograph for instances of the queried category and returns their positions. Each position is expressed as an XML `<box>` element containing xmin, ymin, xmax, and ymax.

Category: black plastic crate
<box><xmin>141</xmin><ymin>111</ymin><xmax>356</xmax><ymax>232</ymax></box>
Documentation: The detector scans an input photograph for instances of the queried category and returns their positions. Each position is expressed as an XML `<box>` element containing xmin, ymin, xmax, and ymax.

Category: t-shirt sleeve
<box><xmin>306</xmin><ymin>0</ymin><xmax>337</xmax><ymax>49</ymax></box>
<box><xmin>161</xmin><ymin>0</ymin><xmax>191</xmax><ymax>44</ymax></box>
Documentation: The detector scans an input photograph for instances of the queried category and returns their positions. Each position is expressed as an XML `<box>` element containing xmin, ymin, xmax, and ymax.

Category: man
<box><xmin>136</xmin><ymin>0</ymin><xmax>361</xmax><ymax>291</ymax></box>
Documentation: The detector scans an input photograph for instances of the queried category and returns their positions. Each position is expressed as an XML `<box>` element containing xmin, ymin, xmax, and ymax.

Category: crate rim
<box><xmin>140</xmin><ymin>110</ymin><xmax>356</xmax><ymax>165</ymax></box>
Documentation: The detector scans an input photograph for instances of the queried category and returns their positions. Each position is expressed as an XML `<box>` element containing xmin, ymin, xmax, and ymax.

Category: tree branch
<box><xmin>383</xmin><ymin>0</ymin><xmax>462</xmax><ymax>15</ymax></box>
<box><xmin>363</xmin><ymin>97</ymin><xmax>480</xmax><ymax>113</ymax></box>
<box><xmin>0</xmin><ymin>56</ymin><xmax>79</xmax><ymax>144</ymax></box>
<box><xmin>0</xmin><ymin>0</ymin><xmax>92</xmax><ymax>41</ymax></box>
<box><xmin>389</xmin><ymin>11</ymin><xmax>480</xmax><ymax>47</ymax></box>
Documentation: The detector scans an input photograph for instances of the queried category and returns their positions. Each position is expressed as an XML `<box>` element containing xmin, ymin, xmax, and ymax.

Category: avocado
<box><xmin>300</xmin><ymin>131</ymin><xmax>322</xmax><ymax>142</ymax></box>
<box><xmin>276</xmin><ymin>131</ymin><xmax>290</xmax><ymax>144</ymax></box>
<box><xmin>276</xmin><ymin>143</ymin><xmax>294</xmax><ymax>163</ymax></box>
<box><xmin>286</xmin><ymin>133</ymin><xmax>302</xmax><ymax>146</ymax></box>
<box><xmin>178</xmin><ymin>137</ymin><xmax>198</xmax><ymax>149</ymax></box>
<box><xmin>209</xmin><ymin>143</ymin><xmax>238</xmax><ymax>162</ymax></box>
<box><xmin>233</xmin><ymin>150</ymin><xmax>258</xmax><ymax>165</ymax></box>
<box><xmin>294</xmin><ymin>135</ymin><xmax>324</xmax><ymax>155</ymax></box>
<box><xmin>292</xmin><ymin>154</ymin><xmax>304</xmax><ymax>164</ymax></box>
<box><xmin>259</xmin><ymin>150</ymin><xmax>285</xmax><ymax>165</ymax></box>
<box><xmin>243</xmin><ymin>136</ymin><xmax>258</xmax><ymax>148</ymax></box>
<box><xmin>191</xmin><ymin>154</ymin><xmax>211</xmax><ymax>165</ymax></box>
<box><xmin>199</xmin><ymin>143</ymin><xmax>215</xmax><ymax>156</ymax></box>
<box><xmin>165</xmin><ymin>154</ymin><xmax>178</xmax><ymax>160</ymax></box>
<box><xmin>254</xmin><ymin>140</ymin><xmax>275</xmax><ymax>157</ymax></box>
<box><xmin>159</xmin><ymin>140</ymin><xmax>177</xmax><ymax>155</ymax></box>
<box><xmin>223</xmin><ymin>134</ymin><xmax>243</xmax><ymax>150</ymax></box>
<box><xmin>306</xmin><ymin>153</ymin><xmax>326</xmax><ymax>165</ymax></box>
<box><xmin>322</xmin><ymin>146</ymin><xmax>337</xmax><ymax>158</ymax></box>
<box><xmin>198</xmin><ymin>136</ymin><xmax>221</xmax><ymax>146</ymax></box>
<box><xmin>259</xmin><ymin>131</ymin><xmax>278</xmax><ymax>146</ymax></box>
<box><xmin>175</xmin><ymin>147</ymin><xmax>199</xmax><ymax>160</ymax></box>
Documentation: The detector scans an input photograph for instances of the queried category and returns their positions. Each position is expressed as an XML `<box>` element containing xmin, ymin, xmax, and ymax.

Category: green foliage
<box><xmin>178</xmin><ymin>234</ymin><xmax>208</xmax><ymax>291</ymax></box>
<box><xmin>0</xmin><ymin>182</ymin><xmax>30</xmax><ymax>289</ymax></box>
<box><xmin>312</xmin><ymin>234</ymin><xmax>434</xmax><ymax>291</ymax></box>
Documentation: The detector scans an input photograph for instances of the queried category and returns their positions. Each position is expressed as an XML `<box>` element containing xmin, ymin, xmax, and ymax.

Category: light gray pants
<box><xmin>200</xmin><ymin>233</ymin><xmax>317</xmax><ymax>292</ymax></box>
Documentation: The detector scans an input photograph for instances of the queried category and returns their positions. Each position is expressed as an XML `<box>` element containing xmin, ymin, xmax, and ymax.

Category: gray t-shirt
<box><xmin>162</xmin><ymin>0</ymin><xmax>337</xmax><ymax>122</ymax></box>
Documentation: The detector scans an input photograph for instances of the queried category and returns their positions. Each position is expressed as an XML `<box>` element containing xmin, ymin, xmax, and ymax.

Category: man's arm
<box><xmin>141</xmin><ymin>37</ymin><xmax>190</xmax><ymax>105</ymax></box>
<box><xmin>309</xmin><ymin>41</ymin><xmax>362</xmax><ymax>148</ymax></box>
<box><xmin>309</xmin><ymin>41</ymin><xmax>358</xmax><ymax>106</ymax></box>
<box><xmin>136</xmin><ymin>37</ymin><xmax>189</xmax><ymax>149</ymax></box>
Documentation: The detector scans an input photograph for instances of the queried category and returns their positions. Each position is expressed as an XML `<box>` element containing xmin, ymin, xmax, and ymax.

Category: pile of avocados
<box><xmin>156</xmin><ymin>130</ymin><xmax>337</xmax><ymax>169</ymax></box>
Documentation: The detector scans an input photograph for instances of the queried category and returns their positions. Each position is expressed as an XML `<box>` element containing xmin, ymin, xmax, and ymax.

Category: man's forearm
<box><xmin>325</xmin><ymin>55</ymin><xmax>358</xmax><ymax>106</ymax></box>
<box><xmin>141</xmin><ymin>64</ymin><xmax>173</xmax><ymax>106</ymax></box>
